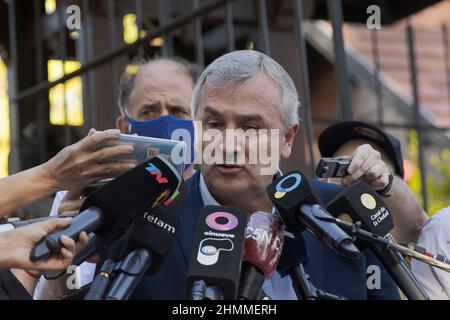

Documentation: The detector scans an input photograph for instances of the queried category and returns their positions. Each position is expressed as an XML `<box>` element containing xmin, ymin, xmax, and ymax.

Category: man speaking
<box><xmin>102</xmin><ymin>50</ymin><xmax>400</xmax><ymax>300</ymax></box>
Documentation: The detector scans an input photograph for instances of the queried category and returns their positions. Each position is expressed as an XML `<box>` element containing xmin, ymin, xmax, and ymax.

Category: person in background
<box><xmin>318</xmin><ymin>121</ymin><xmax>429</xmax><ymax>244</ymax></box>
<box><xmin>34</xmin><ymin>57</ymin><xmax>201</xmax><ymax>299</ymax></box>
<box><xmin>411</xmin><ymin>206</ymin><xmax>450</xmax><ymax>299</ymax></box>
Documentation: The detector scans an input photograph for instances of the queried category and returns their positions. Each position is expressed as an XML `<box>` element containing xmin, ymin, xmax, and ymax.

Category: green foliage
<box><xmin>406</xmin><ymin>130</ymin><xmax>450</xmax><ymax>216</ymax></box>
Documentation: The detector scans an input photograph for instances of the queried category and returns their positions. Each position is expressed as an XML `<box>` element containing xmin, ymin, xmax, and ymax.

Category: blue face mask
<box><xmin>126</xmin><ymin>115</ymin><xmax>195</xmax><ymax>167</ymax></box>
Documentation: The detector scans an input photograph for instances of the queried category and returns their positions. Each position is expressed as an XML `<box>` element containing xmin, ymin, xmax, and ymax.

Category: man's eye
<box><xmin>243</xmin><ymin>125</ymin><xmax>259</xmax><ymax>131</ymax></box>
<box><xmin>139</xmin><ymin>110</ymin><xmax>159</xmax><ymax>120</ymax></box>
<box><xmin>171</xmin><ymin>109</ymin><xmax>189</xmax><ymax>117</ymax></box>
<box><xmin>206</xmin><ymin>121</ymin><xmax>221</xmax><ymax>129</ymax></box>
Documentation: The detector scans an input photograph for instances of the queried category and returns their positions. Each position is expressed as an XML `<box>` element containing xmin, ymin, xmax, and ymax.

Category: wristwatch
<box><xmin>377</xmin><ymin>171</ymin><xmax>394</xmax><ymax>197</ymax></box>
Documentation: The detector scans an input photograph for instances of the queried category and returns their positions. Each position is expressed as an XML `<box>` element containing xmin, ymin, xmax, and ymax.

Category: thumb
<box><xmin>37</xmin><ymin>217</ymin><xmax>72</xmax><ymax>234</ymax></box>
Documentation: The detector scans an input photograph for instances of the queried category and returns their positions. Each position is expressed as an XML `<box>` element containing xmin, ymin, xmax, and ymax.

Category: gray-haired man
<box><xmin>101</xmin><ymin>50</ymin><xmax>400</xmax><ymax>300</ymax></box>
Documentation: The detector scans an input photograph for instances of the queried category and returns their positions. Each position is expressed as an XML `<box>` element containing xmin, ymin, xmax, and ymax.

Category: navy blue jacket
<box><xmin>101</xmin><ymin>171</ymin><xmax>400</xmax><ymax>300</ymax></box>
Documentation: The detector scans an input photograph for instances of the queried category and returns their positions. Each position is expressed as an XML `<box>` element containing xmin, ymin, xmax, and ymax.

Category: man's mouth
<box><xmin>215</xmin><ymin>164</ymin><xmax>244</xmax><ymax>174</ymax></box>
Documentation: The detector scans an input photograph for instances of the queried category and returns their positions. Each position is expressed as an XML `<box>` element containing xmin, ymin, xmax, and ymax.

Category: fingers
<box><xmin>38</xmin><ymin>217</ymin><xmax>72</xmax><ymax>234</ymax></box>
<box><xmin>59</xmin><ymin>247</ymin><xmax>74</xmax><ymax>261</ymax></box>
<box><xmin>58</xmin><ymin>199</ymin><xmax>84</xmax><ymax>214</ymax></box>
<box><xmin>84</xmin><ymin>162</ymin><xmax>136</xmax><ymax>180</ymax></box>
<box><xmin>79</xmin><ymin>231</ymin><xmax>89</xmax><ymax>247</ymax></box>
<box><xmin>346</xmin><ymin>145</ymin><xmax>371</xmax><ymax>173</ymax></box>
<box><xmin>87</xmin><ymin>128</ymin><xmax>96</xmax><ymax>136</ymax></box>
<box><xmin>342</xmin><ymin>144</ymin><xmax>381</xmax><ymax>185</ymax></box>
<box><xmin>362</xmin><ymin>163</ymin><xmax>386</xmax><ymax>183</ymax></box>
<box><xmin>365</xmin><ymin>165</ymin><xmax>390</xmax><ymax>190</ymax></box>
<box><xmin>79</xmin><ymin>129</ymin><xmax>121</xmax><ymax>151</ymax></box>
<box><xmin>88</xmin><ymin>144</ymin><xmax>134</xmax><ymax>164</ymax></box>
<box><xmin>59</xmin><ymin>235</ymin><xmax>76</xmax><ymax>254</ymax></box>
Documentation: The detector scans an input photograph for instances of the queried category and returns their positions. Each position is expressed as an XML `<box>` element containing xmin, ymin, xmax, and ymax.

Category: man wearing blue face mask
<box><xmin>116</xmin><ymin>57</ymin><xmax>198</xmax><ymax>165</ymax></box>
<box><xmin>34</xmin><ymin>57</ymin><xmax>201</xmax><ymax>299</ymax></box>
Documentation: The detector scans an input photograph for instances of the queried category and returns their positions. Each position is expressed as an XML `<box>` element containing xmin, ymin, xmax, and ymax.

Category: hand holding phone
<box><xmin>315</xmin><ymin>156</ymin><xmax>352</xmax><ymax>178</ymax></box>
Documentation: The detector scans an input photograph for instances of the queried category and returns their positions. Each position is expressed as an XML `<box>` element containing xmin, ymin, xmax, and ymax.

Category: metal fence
<box><xmin>5</xmin><ymin>0</ymin><xmax>450</xmax><ymax>213</ymax></box>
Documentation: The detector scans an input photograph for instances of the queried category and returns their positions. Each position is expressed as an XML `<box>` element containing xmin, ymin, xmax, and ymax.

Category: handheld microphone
<box><xmin>327</xmin><ymin>181</ymin><xmax>429</xmax><ymax>300</ymax></box>
<box><xmin>0</xmin><ymin>214</ymin><xmax>78</xmax><ymax>234</ymax></box>
<box><xmin>187</xmin><ymin>206</ymin><xmax>247</xmax><ymax>300</ymax></box>
<box><xmin>43</xmin><ymin>232</ymin><xmax>98</xmax><ymax>280</ymax></box>
<box><xmin>103</xmin><ymin>207</ymin><xmax>181</xmax><ymax>300</ymax></box>
<box><xmin>238</xmin><ymin>211</ymin><xmax>284</xmax><ymax>300</ymax></box>
<box><xmin>266</xmin><ymin>171</ymin><xmax>360</xmax><ymax>260</ymax></box>
<box><xmin>30</xmin><ymin>156</ymin><xmax>182</xmax><ymax>261</ymax></box>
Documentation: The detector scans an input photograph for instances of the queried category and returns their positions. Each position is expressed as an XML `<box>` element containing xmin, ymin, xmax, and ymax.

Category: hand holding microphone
<box><xmin>30</xmin><ymin>156</ymin><xmax>182</xmax><ymax>262</ymax></box>
<box><xmin>0</xmin><ymin>218</ymin><xmax>88</xmax><ymax>271</ymax></box>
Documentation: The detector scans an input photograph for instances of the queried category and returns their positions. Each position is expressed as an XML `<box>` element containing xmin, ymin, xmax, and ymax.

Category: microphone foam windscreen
<box><xmin>244</xmin><ymin>211</ymin><xmax>284</xmax><ymax>278</ymax></box>
<box><xmin>128</xmin><ymin>208</ymin><xmax>182</xmax><ymax>275</ymax></box>
<box><xmin>327</xmin><ymin>181</ymin><xmax>394</xmax><ymax>238</ymax></box>
<box><xmin>187</xmin><ymin>205</ymin><xmax>247</xmax><ymax>300</ymax></box>
<box><xmin>266</xmin><ymin>171</ymin><xmax>321</xmax><ymax>232</ymax></box>
<box><xmin>80</xmin><ymin>156</ymin><xmax>181</xmax><ymax>244</ymax></box>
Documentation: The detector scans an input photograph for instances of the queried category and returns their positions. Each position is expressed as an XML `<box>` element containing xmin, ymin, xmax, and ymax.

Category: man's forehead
<box><xmin>197</xmin><ymin>73</ymin><xmax>282</xmax><ymax>119</ymax></box>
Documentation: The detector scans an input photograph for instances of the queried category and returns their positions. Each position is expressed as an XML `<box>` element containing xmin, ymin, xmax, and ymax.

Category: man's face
<box><xmin>196</xmin><ymin>72</ymin><xmax>298</xmax><ymax>202</ymax></box>
<box><xmin>117</xmin><ymin>63</ymin><xmax>193</xmax><ymax>133</ymax></box>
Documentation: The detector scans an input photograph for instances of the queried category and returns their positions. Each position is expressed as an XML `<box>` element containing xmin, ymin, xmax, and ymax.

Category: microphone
<box><xmin>102</xmin><ymin>207</ymin><xmax>181</xmax><ymax>300</ymax></box>
<box><xmin>276</xmin><ymin>231</ymin><xmax>346</xmax><ymax>300</ymax></box>
<box><xmin>30</xmin><ymin>156</ymin><xmax>182</xmax><ymax>261</ymax></box>
<box><xmin>276</xmin><ymin>231</ymin><xmax>309</xmax><ymax>278</ymax></box>
<box><xmin>0</xmin><ymin>214</ymin><xmax>78</xmax><ymax>234</ymax></box>
<box><xmin>42</xmin><ymin>233</ymin><xmax>99</xmax><ymax>280</ymax></box>
<box><xmin>238</xmin><ymin>211</ymin><xmax>284</xmax><ymax>300</ymax></box>
<box><xmin>327</xmin><ymin>181</ymin><xmax>429</xmax><ymax>300</ymax></box>
<box><xmin>187</xmin><ymin>206</ymin><xmax>247</xmax><ymax>300</ymax></box>
<box><xmin>266</xmin><ymin>171</ymin><xmax>360</xmax><ymax>260</ymax></box>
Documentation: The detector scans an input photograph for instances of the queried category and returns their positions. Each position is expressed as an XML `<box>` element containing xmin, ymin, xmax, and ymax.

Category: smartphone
<box><xmin>86</xmin><ymin>134</ymin><xmax>187</xmax><ymax>190</ymax></box>
<box><xmin>315</xmin><ymin>156</ymin><xmax>352</xmax><ymax>178</ymax></box>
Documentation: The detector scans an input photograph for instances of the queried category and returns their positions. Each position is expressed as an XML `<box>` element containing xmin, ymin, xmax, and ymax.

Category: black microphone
<box><xmin>327</xmin><ymin>181</ymin><xmax>429</xmax><ymax>300</ymax></box>
<box><xmin>276</xmin><ymin>231</ymin><xmax>346</xmax><ymax>300</ymax></box>
<box><xmin>238</xmin><ymin>211</ymin><xmax>284</xmax><ymax>300</ymax></box>
<box><xmin>30</xmin><ymin>156</ymin><xmax>182</xmax><ymax>261</ymax></box>
<box><xmin>102</xmin><ymin>207</ymin><xmax>181</xmax><ymax>300</ymax></box>
<box><xmin>276</xmin><ymin>231</ymin><xmax>309</xmax><ymax>278</ymax></box>
<box><xmin>266</xmin><ymin>171</ymin><xmax>360</xmax><ymax>260</ymax></box>
<box><xmin>187</xmin><ymin>206</ymin><xmax>247</xmax><ymax>300</ymax></box>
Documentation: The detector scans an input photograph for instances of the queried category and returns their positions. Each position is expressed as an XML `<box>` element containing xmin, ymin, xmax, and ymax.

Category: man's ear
<box><xmin>281</xmin><ymin>123</ymin><xmax>299</xmax><ymax>160</ymax></box>
<box><xmin>116</xmin><ymin>115</ymin><xmax>130</xmax><ymax>134</ymax></box>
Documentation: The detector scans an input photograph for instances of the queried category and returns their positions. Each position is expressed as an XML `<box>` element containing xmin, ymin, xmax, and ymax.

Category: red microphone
<box><xmin>238</xmin><ymin>211</ymin><xmax>284</xmax><ymax>300</ymax></box>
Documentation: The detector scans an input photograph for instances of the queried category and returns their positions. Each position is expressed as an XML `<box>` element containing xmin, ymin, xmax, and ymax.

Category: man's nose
<box><xmin>220</xmin><ymin>128</ymin><xmax>245</xmax><ymax>156</ymax></box>
<box><xmin>160</xmin><ymin>107</ymin><xmax>170</xmax><ymax>116</ymax></box>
